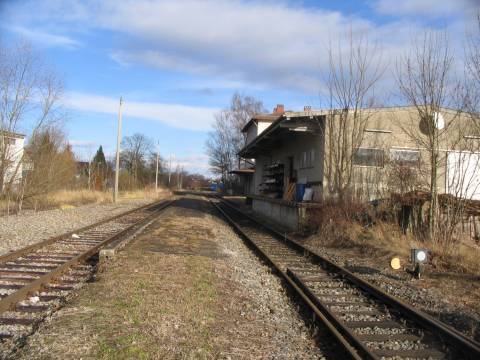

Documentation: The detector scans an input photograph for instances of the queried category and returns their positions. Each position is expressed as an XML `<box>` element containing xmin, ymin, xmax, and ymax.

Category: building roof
<box><xmin>0</xmin><ymin>130</ymin><xmax>26</xmax><ymax>139</ymax></box>
<box><xmin>239</xmin><ymin>114</ymin><xmax>323</xmax><ymax>158</ymax></box>
<box><xmin>241</xmin><ymin>114</ymin><xmax>281</xmax><ymax>133</ymax></box>
<box><xmin>238</xmin><ymin>105</ymin><xmax>471</xmax><ymax>158</ymax></box>
<box><xmin>229</xmin><ymin>168</ymin><xmax>255</xmax><ymax>175</ymax></box>
<box><xmin>283</xmin><ymin>105</ymin><xmax>463</xmax><ymax>119</ymax></box>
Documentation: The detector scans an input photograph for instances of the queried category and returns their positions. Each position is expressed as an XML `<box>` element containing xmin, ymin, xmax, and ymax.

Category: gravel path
<box><xmin>0</xmin><ymin>199</ymin><xmax>155</xmax><ymax>256</ymax></box>
<box><xmin>205</xmin><ymin>205</ymin><xmax>328</xmax><ymax>359</ymax></box>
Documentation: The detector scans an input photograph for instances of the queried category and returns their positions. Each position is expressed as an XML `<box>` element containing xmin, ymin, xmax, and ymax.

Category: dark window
<box><xmin>299</xmin><ymin>149</ymin><xmax>315</xmax><ymax>169</ymax></box>
<box><xmin>390</xmin><ymin>149</ymin><xmax>420</xmax><ymax>167</ymax></box>
<box><xmin>353</xmin><ymin>148</ymin><xmax>384</xmax><ymax>167</ymax></box>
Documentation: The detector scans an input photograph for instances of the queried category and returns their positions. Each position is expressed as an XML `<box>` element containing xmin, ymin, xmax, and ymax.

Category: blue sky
<box><xmin>0</xmin><ymin>0</ymin><xmax>477</xmax><ymax>174</ymax></box>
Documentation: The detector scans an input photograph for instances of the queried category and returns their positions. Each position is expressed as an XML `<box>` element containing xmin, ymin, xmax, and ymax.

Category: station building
<box><xmin>230</xmin><ymin>106</ymin><xmax>283</xmax><ymax>197</ymax></box>
<box><xmin>237</xmin><ymin>105</ymin><xmax>480</xmax><ymax>232</ymax></box>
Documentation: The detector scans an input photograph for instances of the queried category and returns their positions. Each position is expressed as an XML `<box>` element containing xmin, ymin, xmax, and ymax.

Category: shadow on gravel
<box><xmin>344</xmin><ymin>264</ymin><xmax>404</xmax><ymax>281</ymax></box>
<box><xmin>170</xmin><ymin>196</ymin><xmax>217</xmax><ymax>217</ymax></box>
<box><xmin>431</xmin><ymin>310</ymin><xmax>480</xmax><ymax>343</ymax></box>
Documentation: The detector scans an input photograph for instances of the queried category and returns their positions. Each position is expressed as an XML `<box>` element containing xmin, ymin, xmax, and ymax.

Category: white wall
<box><xmin>2</xmin><ymin>136</ymin><xmax>24</xmax><ymax>187</ymax></box>
<box><xmin>257</xmin><ymin>121</ymin><xmax>271</xmax><ymax>134</ymax></box>
<box><xmin>245</xmin><ymin>120</ymin><xmax>274</xmax><ymax>145</ymax></box>
<box><xmin>446</xmin><ymin>151</ymin><xmax>480</xmax><ymax>200</ymax></box>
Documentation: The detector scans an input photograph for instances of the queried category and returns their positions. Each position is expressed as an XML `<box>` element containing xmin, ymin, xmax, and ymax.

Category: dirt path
<box><xmin>14</xmin><ymin>196</ymin><xmax>325</xmax><ymax>359</ymax></box>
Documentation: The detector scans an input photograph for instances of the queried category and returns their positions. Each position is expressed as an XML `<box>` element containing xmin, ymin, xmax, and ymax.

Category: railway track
<box><xmin>0</xmin><ymin>199</ymin><xmax>172</xmax><ymax>352</ymax></box>
<box><xmin>211</xmin><ymin>197</ymin><xmax>480</xmax><ymax>360</ymax></box>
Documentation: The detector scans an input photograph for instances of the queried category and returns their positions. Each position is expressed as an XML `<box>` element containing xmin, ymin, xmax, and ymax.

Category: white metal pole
<box><xmin>180</xmin><ymin>166</ymin><xmax>183</xmax><ymax>190</ymax></box>
<box><xmin>168</xmin><ymin>154</ymin><xmax>172</xmax><ymax>187</ymax></box>
<box><xmin>155</xmin><ymin>141</ymin><xmax>159</xmax><ymax>192</ymax></box>
<box><xmin>114</xmin><ymin>96</ymin><xmax>123</xmax><ymax>203</ymax></box>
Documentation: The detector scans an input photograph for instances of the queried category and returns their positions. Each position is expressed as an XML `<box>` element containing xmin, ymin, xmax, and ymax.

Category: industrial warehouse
<box><xmin>234</xmin><ymin>105</ymin><xmax>480</xmax><ymax>232</ymax></box>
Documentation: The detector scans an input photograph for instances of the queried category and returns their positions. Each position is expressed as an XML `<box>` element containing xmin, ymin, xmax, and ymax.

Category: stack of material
<box><xmin>283</xmin><ymin>182</ymin><xmax>296</xmax><ymax>201</ymax></box>
<box><xmin>392</xmin><ymin>190</ymin><xmax>480</xmax><ymax>216</ymax></box>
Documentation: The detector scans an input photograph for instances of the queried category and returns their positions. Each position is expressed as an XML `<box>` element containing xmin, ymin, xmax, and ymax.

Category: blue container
<box><xmin>295</xmin><ymin>184</ymin><xmax>306</xmax><ymax>202</ymax></box>
<box><xmin>210</xmin><ymin>183</ymin><xmax>217</xmax><ymax>191</ymax></box>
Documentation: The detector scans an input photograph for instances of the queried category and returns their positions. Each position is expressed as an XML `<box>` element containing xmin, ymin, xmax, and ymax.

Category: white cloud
<box><xmin>169</xmin><ymin>154</ymin><xmax>211</xmax><ymax>175</ymax></box>
<box><xmin>1</xmin><ymin>0</ymin><xmax>372</xmax><ymax>91</ymax></box>
<box><xmin>6</xmin><ymin>25</ymin><xmax>81</xmax><ymax>49</ymax></box>
<box><xmin>63</xmin><ymin>92</ymin><xmax>218</xmax><ymax>132</ymax></box>
<box><xmin>3</xmin><ymin>0</ymin><xmax>474</xmax><ymax>92</ymax></box>
<box><xmin>372</xmin><ymin>0</ymin><xmax>477</xmax><ymax>18</ymax></box>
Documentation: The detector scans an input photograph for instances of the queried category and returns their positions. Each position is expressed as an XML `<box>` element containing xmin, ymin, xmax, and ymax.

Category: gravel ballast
<box><xmin>14</xmin><ymin>196</ymin><xmax>327</xmax><ymax>359</ymax></box>
<box><xmin>0</xmin><ymin>199</ymin><xmax>154</xmax><ymax>256</ymax></box>
<box><xmin>305</xmin><ymin>243</ymin><xmax>480</xmax><ymax>343</ymax></box>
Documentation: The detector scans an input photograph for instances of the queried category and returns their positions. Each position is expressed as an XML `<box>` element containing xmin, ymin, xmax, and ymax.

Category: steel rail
<box><xmin>0</xmin><ymin>199</ymin><xmax>173</xmax><ymax>314</ymax></box>
<box><xmin>0</xmin><ymin>199</ymin><xmax>170</xmax><ymax>265</ymax></box>
<box><xmin>215</xmin><ymin>197</ymin><xmax>480</xmax><ymax>360</ymax></box>
<box><xmin>209</xmin><ymin>199</ymin><xmax>362</xmax><ymax>360</ymax></box>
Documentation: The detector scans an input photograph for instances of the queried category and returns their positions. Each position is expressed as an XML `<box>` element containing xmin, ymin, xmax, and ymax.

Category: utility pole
<box><xmin>114</xmin><ymin>96</ymin><xmax>123</xmax><ymax>203</ymax></box>
<box><xmin>176</xmin><ymin>165</ymin><xmax>180</xmax><ymax>190</ymax></box>
<box><xmin>155</xmin><ymin>140</ymin><xmax>159</xmax><ymax>192</ymax></box>
<box><xmin>168</xmin><ymin>154</ymin><xmax>172</xmax><ymax>187</ymax></box>
<box><xmin>179</xmin><ymin>166</ymin><xmax>183</xmax><ymax>190</ymax></box>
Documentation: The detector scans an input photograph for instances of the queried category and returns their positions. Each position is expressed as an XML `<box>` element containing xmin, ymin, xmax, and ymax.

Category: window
<box><xmin>353</xmin><ymin>148</ymin><xmax>384</xmax><ymax>167</ymax></box>
<box><xmin>299</xmin><ymin>149</ymin><xmax>315</xmax><ymax>168</ymax></box>
<box><xmin>390</xmin><ymin>149</ymin><xmax>420</xmax><ymax>167</ymax></box>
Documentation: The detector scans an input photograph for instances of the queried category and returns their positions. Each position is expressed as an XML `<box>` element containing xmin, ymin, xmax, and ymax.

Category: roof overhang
<box><xmin>239</xmin><ymin>115</ymin><xmax>324</xmax><ymax>158</ymax></box>
<box><xmin>0</xmin><ymin>130</ymin><xmax>26</xmax><ymax>139</ymax></box>
<box><xmin>230</xmin><ymin>168</ymin><xmax>255</xmax><ymax>175</ymax></box>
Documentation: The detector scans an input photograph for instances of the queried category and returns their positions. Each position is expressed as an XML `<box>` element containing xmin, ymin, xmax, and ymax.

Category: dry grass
<box><xmin>117</xmin><ymin>188</ymin><xmax>170</xmax><ymax>202</ymax></box>
<box><xmin>307</xmin><ymin>215</ymin><xmax>480</xmax><ymax>276</ymax></box>
<box><xmin>0</xmin><ymin>187</ymin><xmax>171</xmax><ymax>213</ymax></box>
<box><xmin>38</xmin><ymin>190</ymin><xmax>112</xmax><ymax>208</ymax></box>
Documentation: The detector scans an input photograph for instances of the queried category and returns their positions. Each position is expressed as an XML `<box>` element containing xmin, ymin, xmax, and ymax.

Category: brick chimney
<box><xmin>273</xmin><ymin>104</ymin><xmax>285</xmax><ymax>114</ymax></box>
<box><xmin>304</xmin><ymin>105</ymin><xmax>312</xmax><ymax>112</ymax></box>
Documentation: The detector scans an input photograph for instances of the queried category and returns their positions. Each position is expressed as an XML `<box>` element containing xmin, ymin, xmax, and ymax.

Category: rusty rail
<box><xmin>213</xmin><ymin>197</ymin><xmax>480</xmax><ymax>360</ymax></box>
<box><xmin>0</xmin><ymin>199</ymin><xmax>173</xmax><ymax>314</ymax></box>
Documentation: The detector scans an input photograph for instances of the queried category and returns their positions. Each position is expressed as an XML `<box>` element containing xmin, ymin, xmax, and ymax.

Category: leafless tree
<box><xmin>206</xmin><ymin>92</ymin><xmax>265</xmax><ymax>184</ymax></box>
<box><xmin>0</xmin><ymin>41</ymin><xmax>64</xmax><ymax>195</ymax></box>
<box><xmin>395</xmin><ymin>30</ymin><xmax>466</xmax><ymax>241</ymax></box>
<box><xmin>321</xmin><ymin>31</ymin><xmax>385</xmax><ymax>201</ymax></box>
<box><xmin>206</xmin><ymin>111</ymin><xmax>234</xmax><ymax>184</ymax></box>
<box><xmin>465</xmin><ymin>14</ymin><xmax>480</xmax><ymax>117</ymax></box>
<box><xmin>120</xmin><ymin>133</ymin><xmax>153</xmax><ymax>185</ymax></box>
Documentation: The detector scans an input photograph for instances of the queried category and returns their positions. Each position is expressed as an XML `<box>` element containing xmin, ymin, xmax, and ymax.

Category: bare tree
<box><xmin>206</xmin><ymin>111</ymin><xmax>234</xmax><ymax>184</ymax></box>
<box><xmin>206</xmin><ymin>92</ymin><xmax>265</xmax><ymax>185</ymax></box>
<box><xmin>395</xmin><ymin>30</ymin><xmax>465</xmax><ymax>241</ymax></box>
<box><xmin>0</xmin><ymin>41</ymin><xmax>64</xmax><ymax>195</ymax></box>
<box><xmin>321</xmin><ymin>31</ymin><xmax>385</xmax><ymax>201</ymax></box>
<box><xmin>465</xmin><ymin>14</ymin><xmax>480</xmax><ymax>116</ymax></box>
<box><xmin>120</xmin><ymin>133</ymin><xmax>153</xmax><ymax>186</ymax></box>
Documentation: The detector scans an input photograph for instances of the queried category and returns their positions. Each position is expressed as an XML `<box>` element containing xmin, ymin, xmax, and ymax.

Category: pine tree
<box><xmin>92</xmin><ymin>146</ymin><xmax>106</xmax><ymax>167</ymax></box>
<box><xmin>91</xmin><ymin>146</ymin><xmax>107</xmax><ymax>190</ymax></box>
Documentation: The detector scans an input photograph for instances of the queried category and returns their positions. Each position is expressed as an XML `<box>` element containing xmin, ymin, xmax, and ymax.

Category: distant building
<box><xmin>0</xmin><ymin>130</ymin><xmax>26</xmax><ymax>189</ymax></box>
<box><xmin>237</xmin><ymin>106</ymin><xmax>480</xmax><ymax>231</ymax></box>
<box><xmin>230</xmin><ymin>105</ymin><xmax>284</xmax><ymax>196</ymax></box>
